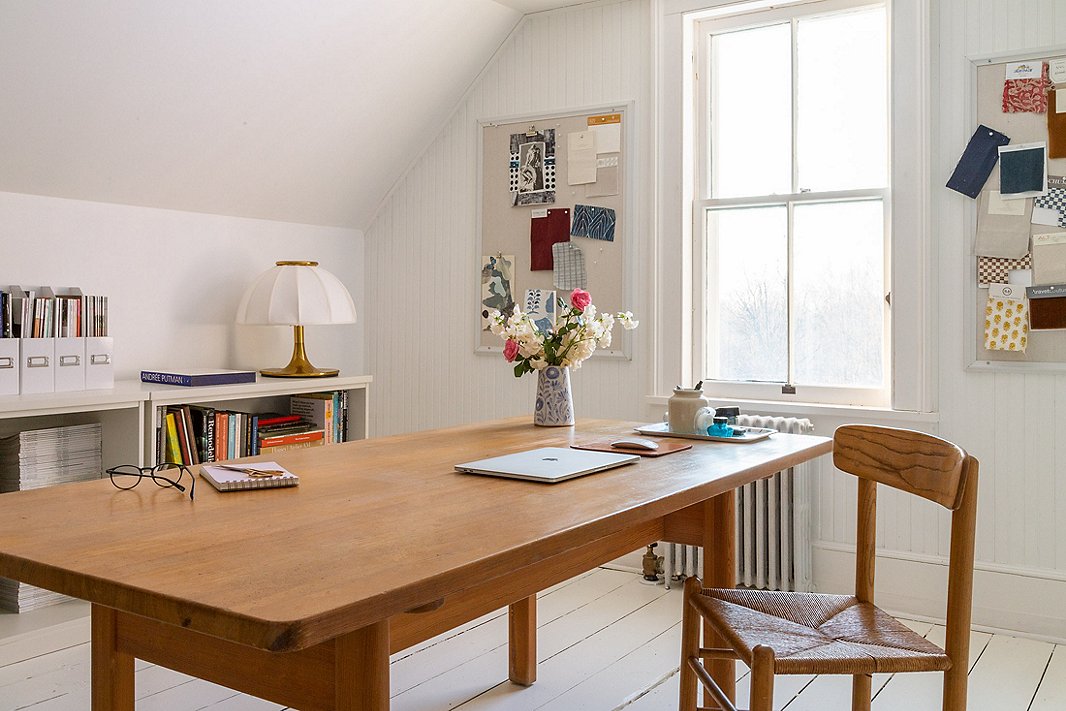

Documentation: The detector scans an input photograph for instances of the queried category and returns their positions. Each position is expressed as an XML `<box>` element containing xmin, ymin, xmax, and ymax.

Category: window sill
<box><xmin>643</xmin><ymin>394</ymin><xmax>939</xmax><ymax>424</ymax></box>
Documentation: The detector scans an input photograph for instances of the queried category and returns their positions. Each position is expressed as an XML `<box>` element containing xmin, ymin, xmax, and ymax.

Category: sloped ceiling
<box><xmin>0</xmin><ymin>0</ymin><xmax>526</xmax><ymax>229</ymax></box>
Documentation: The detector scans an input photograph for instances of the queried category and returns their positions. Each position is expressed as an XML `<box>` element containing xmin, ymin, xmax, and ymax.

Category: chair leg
<box><xmin>750</xmin><ymin>645</ymin><xmax>775</xmax><ymax>711</ymax></box>
<box><xmin>678</xmin><ymin>577</ymin><xmax>702</xmax><ymax>711</ymax></box>
<box><xmin>852</xmin><ymin>673</ymin><xmax>872</xmax><ymax>711</ymax></box>
<box><xmin>944</xmin><ymin>665</ymin><xmax>968</xmax><ymax>711</ymax></box>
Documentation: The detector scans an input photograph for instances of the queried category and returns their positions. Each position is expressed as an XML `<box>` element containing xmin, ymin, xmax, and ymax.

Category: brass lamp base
<box><xmin>260</xmin><ymin>325</ymin><xmax>340</xmax><ymax>378</ymax></box>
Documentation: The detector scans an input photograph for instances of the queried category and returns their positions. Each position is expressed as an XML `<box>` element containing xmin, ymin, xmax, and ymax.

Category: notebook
<box><xmin>199</xmin><ymin>461</ymin><xmax>299</xmax><ymax>492</ymax></box>
<box><xmin>454</xmin><ymin>447</ymin><xmax>639</xmax><ymax>483</ymax></box>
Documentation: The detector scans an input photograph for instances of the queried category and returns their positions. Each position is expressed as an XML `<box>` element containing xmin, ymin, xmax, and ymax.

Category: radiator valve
<box><xmin>641</xmin><ymin>543</ymin><xmax>664</xmax><ymax>582</ymax></box>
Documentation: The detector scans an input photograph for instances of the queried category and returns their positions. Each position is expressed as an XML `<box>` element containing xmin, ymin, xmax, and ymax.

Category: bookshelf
<box><xmin>144</xmin><ymin>374</ymin><xmax>372</xmax><ymax>464</ymax></box>
<box><xmin>0</xmin><ymin>373</ymin><xmax>372</xmax><ymax>658</ymax></box>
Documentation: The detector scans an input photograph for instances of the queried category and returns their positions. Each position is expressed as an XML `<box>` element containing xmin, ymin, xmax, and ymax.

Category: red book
<box><xmin>258</xmin><ymin>414</ymin><xmax>302</xmax><ymax>427</ymax></box>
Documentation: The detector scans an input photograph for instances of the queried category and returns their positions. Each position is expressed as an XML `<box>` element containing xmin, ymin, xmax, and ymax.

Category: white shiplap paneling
<box><xmin>364</xmin><ymin>0</ymin><xmax>652</xmax><ymax>437</ymax></box>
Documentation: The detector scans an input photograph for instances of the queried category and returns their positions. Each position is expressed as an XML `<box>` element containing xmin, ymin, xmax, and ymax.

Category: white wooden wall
<box><xmin>813</xmin><ymin>0</ymin><xmax>1066</xmax><ymax>640</ymax></box>
<box><xmin>365</xmin><ymin>0</ymin><xmax>1066</xmax><ymax>638</ymax></box>
<box><xmin>365</xmin><ymin>0</ymin><xmax>653</xmax><ymax>437</ymax></box>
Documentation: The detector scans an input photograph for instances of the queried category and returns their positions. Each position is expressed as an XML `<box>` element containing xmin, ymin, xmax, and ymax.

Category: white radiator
<box><xmin>665</xmin><ymin>415</ymin><xmax>815</xmax><ymax>592</ymax></box>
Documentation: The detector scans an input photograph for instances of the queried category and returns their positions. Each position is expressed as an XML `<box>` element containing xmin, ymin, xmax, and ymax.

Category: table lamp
<box><xmin>236</xmin><ymin>260</ymin><xmax>357</xmax><ymax>378</ymax></box>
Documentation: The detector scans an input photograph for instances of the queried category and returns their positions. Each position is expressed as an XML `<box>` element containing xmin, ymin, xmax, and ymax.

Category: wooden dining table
<box><xmin>0</xmin><ymin>417</ymin><xmax>831</xmax><ymax>710</ymax></box>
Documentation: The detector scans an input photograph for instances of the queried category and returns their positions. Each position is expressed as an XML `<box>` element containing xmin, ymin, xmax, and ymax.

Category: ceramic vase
<box><xmin>534</xmin><ymin>366</ymin><xmax>574</xmax><ymax>426</ymax></box>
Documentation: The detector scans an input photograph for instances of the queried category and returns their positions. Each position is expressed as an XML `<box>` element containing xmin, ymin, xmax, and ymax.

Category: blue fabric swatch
<box><xmin>570</xmin><ymin>204</ymin><xmax>616</xmax><ymax>242</ymax></box>
<box><xmin>946</xmin><ymin>125</ymin><xmax>1011</xmax><ymax>198</ymax></box>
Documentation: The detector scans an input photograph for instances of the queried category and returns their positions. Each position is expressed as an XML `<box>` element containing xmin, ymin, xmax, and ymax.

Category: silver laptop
<box><xmin>455</xmin><ymin>447</ymin><xmax>640</xmax><ymax>483</ymax></box>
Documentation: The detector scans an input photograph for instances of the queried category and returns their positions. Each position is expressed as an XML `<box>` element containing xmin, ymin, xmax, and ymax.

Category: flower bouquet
<box><xmin>487</xmin><ymin>289</ymin><xmax>638</xmax><ymax>425</ymax></box>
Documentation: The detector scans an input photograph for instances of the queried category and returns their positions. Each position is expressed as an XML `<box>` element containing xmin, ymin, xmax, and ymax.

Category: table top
<box><xmin>0</xmin><ymin>417</ymin><xmax>831</xmax><ymax>652</ymax></box>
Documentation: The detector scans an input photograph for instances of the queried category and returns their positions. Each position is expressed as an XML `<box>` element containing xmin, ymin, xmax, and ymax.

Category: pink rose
<box><xmin>570</xmin><ymin>288</ymin><xmax>591</xmax><ymax>311</ymax></box>
<box><xmin>503</xmin><ymin>339</ymin><xmax>520</xmax><ymax>362</ymax></box>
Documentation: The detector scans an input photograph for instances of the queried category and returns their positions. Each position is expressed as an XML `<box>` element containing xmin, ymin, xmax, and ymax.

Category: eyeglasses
<box><xmin>106</xmin><ymin>463</ymin><xmax>196</xmax><ymax>501</ymax></box>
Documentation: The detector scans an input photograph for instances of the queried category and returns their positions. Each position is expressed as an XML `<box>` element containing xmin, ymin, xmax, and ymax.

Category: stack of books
<box><xmin>289</xmin><ymin>391</ymin><xmax>349</xmax><ymax>446</ymax></box>
<box><xmin>0</xmin><ymin>423</ymin><xmax>103</xmax><ymax>612</ymax></box>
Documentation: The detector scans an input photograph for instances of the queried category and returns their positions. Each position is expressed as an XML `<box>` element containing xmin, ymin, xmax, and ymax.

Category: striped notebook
<box><xmin>199</xmin><ymin>462</ymin><xmax>299</xmax><ymax>492</ymax></box>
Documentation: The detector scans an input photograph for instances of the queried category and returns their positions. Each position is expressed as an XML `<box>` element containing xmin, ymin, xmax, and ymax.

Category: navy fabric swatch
<box><xmin>1000</xmin><ymin>145</ymin><xmax>1046</xmax><ymax>195</ymax></box>
<box><xmin>946</xmin><ymin>125</ymin><xmax>1011</xmax><ymax>198</ymax></box>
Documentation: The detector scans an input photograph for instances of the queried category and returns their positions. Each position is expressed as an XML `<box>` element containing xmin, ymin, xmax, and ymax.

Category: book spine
<box><xmin>156</xmin><ymin>406</ymin><xmax>165</xmax><ymax>465</ymax></box>
<box><xmin>141</xmin><ymin>371</ymin><xmax>193</xmax><ymax>386</ymax></box>
<box><xmin>250</xmin><ymin>414</ymin><xmax>259</xmax><ymax>456</ymax></box>
<box><xmin>164</xmin><ymin>412</ymin><xmax>182</xmax><ymax>464</ymax></box>
<box><xmin>341</xmin><ymin>390</ymin><xmax>349</xmax><ymax>442</ymax></box>
<box><xmin>203</xmin><ymin>408</ymin><xmax>216</xmax><ymax>463</ymax></box>
<box><xmin>259</xmin><ymin>430</ymin><xmax>324</xmax><ymax>448</ymax></box>
<box><xmin>259</xmin><ymin>439</ymin><xmax>324</xmax><ymax>454</ymax></box>
<box><xmin>216</xmin><ymin>411</ymin><xmax>227</xmax><ymax>462</ymax></box>
<box><xmin>227</xmin><ymin>412</ymin><xmax>236</xmax><ymax>460</ymax></box>
<box><xmin>181</xmin><ymin>406</ymin><xmax>200</xmax><ymax>465</ymax></box>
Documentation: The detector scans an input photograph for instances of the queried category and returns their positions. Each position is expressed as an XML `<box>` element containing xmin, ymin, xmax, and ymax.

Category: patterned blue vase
<box><xmin>534</xmin><ymin>366</ymin><xmax>574</xmax><ymax>426</ymax></box>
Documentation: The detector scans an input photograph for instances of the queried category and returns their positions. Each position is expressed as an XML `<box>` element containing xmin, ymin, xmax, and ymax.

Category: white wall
<box><xmin>365</xmin><ymin>0</ymin><xmax>653</xmax><ymax>436</ymax></box>
<box><xmin>365</xmin><ymin>0</ymin><xmax>1066</xmax><ymax>638</ymax></box>
<box><xmin>0</xmin><ymin>191</ymin><xmax>365</xmax><ymax>379</ymax></box>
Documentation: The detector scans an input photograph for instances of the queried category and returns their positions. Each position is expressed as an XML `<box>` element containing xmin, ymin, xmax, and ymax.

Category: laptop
<box><xmin>454</xmin><ymin>447</ymin><xmax>640</xmax><ymax>483</ymax></box>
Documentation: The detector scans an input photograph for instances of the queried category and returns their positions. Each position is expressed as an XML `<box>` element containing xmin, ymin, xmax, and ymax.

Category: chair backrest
<box><xmin>832</xmin><ymin>424</ymin><xmax>978</xmax><ymax>679</ymax></box>
<box><xmin>833</xmin><ymin>424</ymin><xmax>970</xmax><ymax>510</ymax></box>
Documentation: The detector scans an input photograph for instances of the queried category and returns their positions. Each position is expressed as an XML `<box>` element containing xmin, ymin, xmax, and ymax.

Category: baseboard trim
<box><xmin>813</xmin><ymin>543</ymin><xmax>1066</xmax><ymax>644</ymax></box>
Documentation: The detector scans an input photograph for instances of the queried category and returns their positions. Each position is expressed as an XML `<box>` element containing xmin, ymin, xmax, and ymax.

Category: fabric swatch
<box><xmin>974</xmin><ymin>190</ymin><xmax>1033</xmax><ymax>258</ymax></box>
<box><xmin>1002</xmin><ymin>61</ymin><xmax>1049</xmax><ymax>113</ymax></box>
<box><xmin>570</xmin><ymin>204</ymin><xmax>617</xmax><ymax>242</ymax></box>
<box><xmin>1050</xmin><ymin>90</ymin><xmax>1066</xmax><ymax>159</ymax></box>
<box><xmin>977</xmin><ymin>254</ymin><xmax>1031</xmax><ymax>286</ymax></box>
<box><xmin>1034</xmin><ymin>187</ymin><xmax>1066</xmax><ymax>229</ymax></box>
<box><xmin>946</xmin><ymin>125</ymin><xmax>1010</xmax><ymax>198</ymax></box>
<box><xmin>552</xmin><ymin>242</ymin><xmax>587</xmax><ymax>290</ymax></box>
<box><xmin>530</xmin><ymin>208</ymin><xmax>570</xmax><ymax>271</ymax></box>
<box><xmin>999</xmin><ymin>143</ymin><xmax>1046</xmax><ymax>197</ymax></box>
<box><xmin>1031</xmin><ymin>232</ymin><xmax>1066</xmax><ymax>286</ymax></box>
<box><xmin>1028</xmin><ymin>284</ymin><xmax>1066</xmax><ymax>330</ymax></box>
<box><xmin>983</xmin><ymin>284</ymin><xmax>1029</xmax><ymax>353</ymax></box>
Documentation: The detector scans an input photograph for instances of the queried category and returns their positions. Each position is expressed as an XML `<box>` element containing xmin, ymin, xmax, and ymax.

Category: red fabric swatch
<box><xmin>1003</xmin><ymin>62</ymin><xmax>1049</xmax><ymax>113</ymax></box>
<box><xmin>530</xmin><ymin>208</ymin><xmax>570</xmax><ymax>271</ymax></box>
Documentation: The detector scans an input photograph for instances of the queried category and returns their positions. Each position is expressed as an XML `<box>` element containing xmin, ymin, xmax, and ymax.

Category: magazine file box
<box><xmin>85</xmin><ymin>337</ymin><xmax>114</xmax><ymax>389</ymax></box>
<box><xmin>21</xmin><ymin>338</ymin><xmax>55</xmax><ymax>394</ymax></box>
<box><xmin>54</xmin><ymin>337</ymin><xmax>86</xmax><ymax>392</ymax></box>
<box><xmin>0</xmin><ymin>339</ymin><xmax>18</xmax><ymax>395</ymax></box>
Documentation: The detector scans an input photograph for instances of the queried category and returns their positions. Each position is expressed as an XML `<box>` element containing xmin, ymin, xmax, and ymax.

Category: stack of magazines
<box><xmin>0</xmin><ymin>423</ymin><xmax>103</xmax><ymax>612</ymax></box>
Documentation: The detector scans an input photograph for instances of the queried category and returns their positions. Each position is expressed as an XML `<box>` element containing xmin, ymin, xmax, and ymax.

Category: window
<box><xmin>694</xmin><ymin>1</ymin><xmax>889</xmax><ymax>405</ymax></box>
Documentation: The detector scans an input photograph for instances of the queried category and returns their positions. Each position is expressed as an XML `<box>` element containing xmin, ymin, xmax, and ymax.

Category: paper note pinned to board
<box><xmin>567</xmin><ymin>131</ymin><xmax>598</xmax><ymax>185</ymax></box>
<box><xmin>1006</xmin><ymin>61</ymin><xmax>1042</xmax><ymax>80</ymax></box>
<box><xmin>588</xmin><ymin>113</ymin><xmax>622</xmax><ymax>154</ymax></box>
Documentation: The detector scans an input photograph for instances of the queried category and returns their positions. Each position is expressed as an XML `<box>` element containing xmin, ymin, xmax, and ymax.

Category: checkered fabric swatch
<box><xmin>977</xmin><ymin>254</ymin><xmax>1031</xmax><ymax>286</ymax></box>
<box><xmin>552</xmin><ymin>242</ymin><xmax>587</xmax><ymax>290</ymax></box>
<box><xmin>570</xmin><ymin>204</ymin><xmax>617</xmax><ymax>242</ymax></box>
<box><xmin>1034</xmin><ymin>187</ymin><xmax>1066</xmax><ymax>228</ymax></box>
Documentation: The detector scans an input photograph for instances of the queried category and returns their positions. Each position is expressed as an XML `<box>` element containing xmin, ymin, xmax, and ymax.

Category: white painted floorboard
<box><xmin>2</xmin><ymin>568</ymin><xmax>1064</xmax><ymax>710</ymax></box>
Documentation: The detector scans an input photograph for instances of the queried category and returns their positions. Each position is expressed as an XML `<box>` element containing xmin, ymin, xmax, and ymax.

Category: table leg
<box><xmin>335</xmin><ymin>619</ymin><xmax>390</xmax><ymax>710</ymax></box>
<box><xmin>704</xmin><ymin>491</ymin><xmax>736</xmax><ymax>707</ymax></box>
<box><xmin>508</xmin><ymin>595</ymin><xmax>537</xmax><ymax>685</ymax></box>
<box><xmin>91</xmin><ymin>605</ymin><xmax>134</xmax><ymax>711</ymax></box>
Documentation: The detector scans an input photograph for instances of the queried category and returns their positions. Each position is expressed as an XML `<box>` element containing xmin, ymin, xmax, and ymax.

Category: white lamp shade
<box><xmin>236</xmin><ymin>262</ymin><xmax>357</xmax><ymax>326</ymax></box>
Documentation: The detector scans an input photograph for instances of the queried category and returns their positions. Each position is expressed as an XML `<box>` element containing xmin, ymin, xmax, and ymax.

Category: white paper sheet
<box><xmin>589</xmin><ymin>123</ymin><xmax>621</xmax><ymax>154</ymax></box>
<box><xmin>1033</xmin><ymin>206</ymin><xmax>1062</xmax><ymax>226</ymax></box>
<box><xmin>567</xmin><ymin>131</ymin><xmax>598</xmax><ymax>185</ymax></box>
<box><xmin>1006</xmin><ymin>61</ymin><xmax>1042</xmax><ymax>80</ymax></box>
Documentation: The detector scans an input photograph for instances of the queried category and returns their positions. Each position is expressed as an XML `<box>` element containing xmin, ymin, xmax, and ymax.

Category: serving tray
<box><xmin>634</xmin><ymin>421</ymin><xmax>775</xmax><ymax>444</ymax></box>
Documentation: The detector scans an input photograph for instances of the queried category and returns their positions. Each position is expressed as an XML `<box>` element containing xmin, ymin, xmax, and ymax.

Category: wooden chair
<box><xmin>679</xmin><ymin>424</ymin><xmax>979</xmax><ymax>711</ymax></box>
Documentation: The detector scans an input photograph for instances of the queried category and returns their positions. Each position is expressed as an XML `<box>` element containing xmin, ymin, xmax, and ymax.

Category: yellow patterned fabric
<box><xmin>984</xmin><ymin>289</ymin><xmax>1029</xmax><ymax>352</ymax></box>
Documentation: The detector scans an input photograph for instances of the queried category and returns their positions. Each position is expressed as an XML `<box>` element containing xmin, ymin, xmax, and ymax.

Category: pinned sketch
<box><xmin>525</xmin><ymin>289</ymin><xmax>557</xmax><ymax>333</ymax></box>
<box><xmin>552</xmin><ymin>242</ymin><xmax>587</xmax><ymax>290</ymax></box>
<box><xmin>481</xmin><ymin>254</ymin><xmax>515</xmax><ymax>330</ymax></box>
<box><xmin>570</xmin><ymin>204</ymin><xmax>617</xmax><ymax>242</ymax></box>
<box><xmin>510</xmin><ymin>128</ymin><xmax>556</xmax><ymax>206</ymax></box>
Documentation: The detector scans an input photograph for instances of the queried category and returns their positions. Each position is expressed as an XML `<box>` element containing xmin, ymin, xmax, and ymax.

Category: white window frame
<box><xmin>691</xmin><ymin>0</ymin><xmax>892</xmax><ymax>407</ymax></box>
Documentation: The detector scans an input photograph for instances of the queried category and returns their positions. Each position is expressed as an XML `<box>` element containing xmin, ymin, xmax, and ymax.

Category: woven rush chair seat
<box><xmin>692</xmin><ymin>588</ymin><xmax>951</xmax><ymax>676</ymax></box>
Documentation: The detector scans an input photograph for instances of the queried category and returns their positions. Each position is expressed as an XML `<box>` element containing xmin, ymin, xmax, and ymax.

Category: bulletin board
<box><xmin>966</xmin><ymin>48</ymin><xmax>1066</xmax><ymax>371</ymax></box>
<box><xmin>476</xmin><ymin>103</ymin><xmax>633</xmax><ymax>357</ymax></box>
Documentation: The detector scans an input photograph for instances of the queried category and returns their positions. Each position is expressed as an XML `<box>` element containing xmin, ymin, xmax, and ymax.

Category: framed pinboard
<box><xmin>475</xmin><ymin>102</ymin><xmax>634</xmax><ymax>358</ymax></box>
